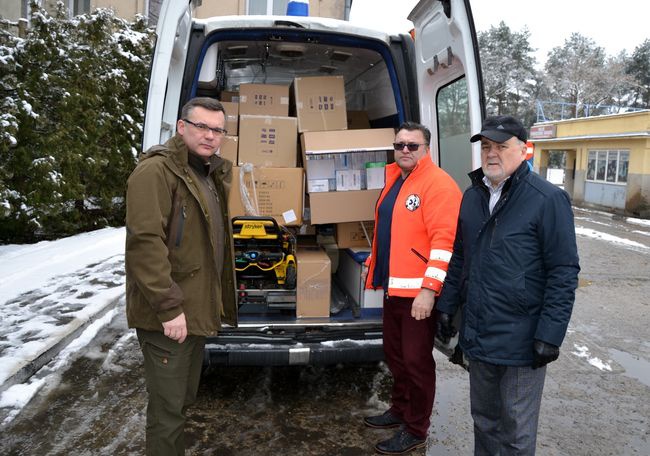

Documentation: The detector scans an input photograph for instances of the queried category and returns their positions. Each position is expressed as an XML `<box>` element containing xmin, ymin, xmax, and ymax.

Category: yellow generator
<box><xmin>232</xmin><ymin>216</ymin><xmax>297</xmax><ymax>311</ymax></box>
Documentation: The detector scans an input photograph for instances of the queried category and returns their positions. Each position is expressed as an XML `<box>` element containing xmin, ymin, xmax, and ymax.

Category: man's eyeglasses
<box><xmin>183</xmin><ymin>118</ymin><xmax>227</xmax><ymax>136</ymax></box>
<box><xmin>393</xmin><ymin>142</ymin><xmax>427</xmax><ymax>152</ymax></box>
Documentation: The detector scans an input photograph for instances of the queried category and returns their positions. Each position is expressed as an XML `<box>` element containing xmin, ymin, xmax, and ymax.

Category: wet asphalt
<box><xmin>0</xmin><ymin>207</ymin><xmax>648</xmax><ymax>455</ymax></box>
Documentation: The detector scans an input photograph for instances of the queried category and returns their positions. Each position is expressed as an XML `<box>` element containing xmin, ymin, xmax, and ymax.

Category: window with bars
<box><xmin>586</xmin><ymin>150</ymin><xmax>629</xmax><ymax>184</ymax></box>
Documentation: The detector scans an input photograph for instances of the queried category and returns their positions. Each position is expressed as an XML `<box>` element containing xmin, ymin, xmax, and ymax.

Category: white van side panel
<box><xmin>143</xmin><ymin>2</ymin><xmax>193</xmax><ymax>150</ymax></box>
<box><xmin>409</xmin><ymin>0</ymin><xmax>482</xmax><ymax>170</ymax></box>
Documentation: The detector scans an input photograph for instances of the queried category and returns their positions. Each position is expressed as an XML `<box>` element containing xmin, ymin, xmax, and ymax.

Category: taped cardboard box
<box><xmin>221</xmin><ymin>101</ymin><xmax>239</xmax><ymax>135</ymax></box>
<box><xmin>309</xmin><ymin>190</ymin><xmax>380</xmax><ymax>224</ymax></box>
<box><xmin>346</xmin><ymin>110</ymin><xmax>371</xmax><ymax>130</ymax></box>
<box><xmin>219</xmin><ymin>136</ymin><xmax>238</xmax><ymax>163</ymax></box>
<box><xmin>239</xmin><ymin>83</ymin><xmax>290</xmax><ymax>116</ymax></box>
<box><xmin>238</xmin><ymin>115</ymin><xmax>298</xmax><ymax>167</ymax></box>
<box><xmin>220</xmin><ymin>91</ymin><xmax>239</xmax><ymax>103</ymax></box>
<box><xmin>292</xmin><ymin>75</ymin><xmax>347</xmax><ymax>132</ymax></box>
<box><xmin>301</xmin><ymin>128</ymin><xmax>393</xmax><ymax>224</ymax></box>
<box><xmin>228</xmin><ymin>166</ymin><xmax>304</xmax><ymax>226</ymax></box>
<box><xmin>296</xmin><ymin>247</ymin><xmax>331</xmax><ymax>317</ymax></box>
<box><xmin>336</xmin><ymin>221</ymin><xmax>374</xmax><ymax>249</ymax></box>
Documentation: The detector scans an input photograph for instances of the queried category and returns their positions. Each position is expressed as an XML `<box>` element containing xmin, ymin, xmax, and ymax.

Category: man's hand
<box><xmin>411</xmin><ymin>288</ymin><xmax>435</xmax><ymax>320</ymax></box>
<box><xmin>532</xmin><ymin>340</ymin><xmax>559</xmax><ymax>369</ymax></box>
<box><xmin>436</xmin><ymin>310</ymin><xmax>456</xmax><ymax>344</ymax></box>
<box><xmin>162</xmin><ymin>312</ymin><xmax>188</xmax><ymax>343</ymax></box>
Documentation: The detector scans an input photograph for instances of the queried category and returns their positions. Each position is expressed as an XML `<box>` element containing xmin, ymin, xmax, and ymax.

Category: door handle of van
<box><xmin>273</xmin><ymin>20</ymin><xmax>305</xmax><ymax>29</ymax></box>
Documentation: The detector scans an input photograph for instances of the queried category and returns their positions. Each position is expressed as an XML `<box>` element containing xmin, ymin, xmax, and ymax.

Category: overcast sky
<box><xmin>349</xmin><ymin>0</ymin><xmax>650</xmax><ymax>65</ymax></box>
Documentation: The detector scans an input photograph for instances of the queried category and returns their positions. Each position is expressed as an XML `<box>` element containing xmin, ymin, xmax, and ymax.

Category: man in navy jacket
<box><xmin>436</xmin><ymin>115</ymin><xmax>580</xmax><ymax>455</ymax></box>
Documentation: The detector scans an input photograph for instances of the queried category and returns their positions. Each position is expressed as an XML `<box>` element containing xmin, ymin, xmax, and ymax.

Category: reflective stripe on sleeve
<box><xmin>424</xmin><ymin>267</ymin><xmax>447</xmax><ymax>282</ymax></box>
<box><xmin>429</xmin><ymin>249</ymin><xmax>452</xmax><ymax>263</ymax></box>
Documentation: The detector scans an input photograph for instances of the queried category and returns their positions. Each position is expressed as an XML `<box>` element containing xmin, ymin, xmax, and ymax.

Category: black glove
<box><xmin>532</xmin><ymin>340</ymin><xmax>559</xmax><ymax>369</ymax></box>
<box><xmin>436</xmin><ymin>310</ymin><xmax>456</xmax><ymax>344</ymax></box>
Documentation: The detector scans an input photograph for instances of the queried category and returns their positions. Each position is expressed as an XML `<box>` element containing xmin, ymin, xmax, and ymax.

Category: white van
<box><xmin>143</xmin><ymin>0</ymin><xmax>484</xmax><ymax>366</ymax></box>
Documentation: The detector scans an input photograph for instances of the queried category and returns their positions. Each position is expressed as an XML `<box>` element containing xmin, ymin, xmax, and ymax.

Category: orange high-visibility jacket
<box><xmin>365</xmin><ymin>155</ymin><xmax>462</xmax><ymax>297</ymax></box>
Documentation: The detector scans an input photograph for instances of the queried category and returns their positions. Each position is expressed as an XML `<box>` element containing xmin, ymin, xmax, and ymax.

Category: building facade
<box><xmin>531</xmin><ymin>111</ymin><xmax>650</xmax><ymax>217</ymax></box>
<box><xmin>0</xmin><ymin>0</ymin><xmax>349</xmax><ymax>26</ymax></box>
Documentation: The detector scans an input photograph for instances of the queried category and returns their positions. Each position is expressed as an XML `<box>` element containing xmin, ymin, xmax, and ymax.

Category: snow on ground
<box><xmin>0</xmin><ymin>227</ymin><xmax>125</xmax><ymax>424</ymax></box>
<box><xmin>1</xmin><ymin>209</ymin><xmax>649</xmax><ymax>425</ymax></box>
<box><xmin>575</xmin><ymin>226</ymin><xmax>648</xmax><ymax>250</ymax></box>
<box><xmin>0</xmin><ymin>306</ymin><xmax>121</xmax><ymax>425</ymax></box>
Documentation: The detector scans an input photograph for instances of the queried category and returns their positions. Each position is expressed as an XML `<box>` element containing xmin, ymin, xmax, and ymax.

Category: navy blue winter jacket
<box><xmin>436</xmin><ymin>162</ymin><xmax>580</xmax><ymax>366</ymax></box>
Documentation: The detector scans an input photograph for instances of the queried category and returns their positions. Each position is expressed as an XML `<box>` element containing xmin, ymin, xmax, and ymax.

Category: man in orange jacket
<box><xmin>364</xmin><ymin>121</ymin><xmax>462</xmax><ymax>455</ymax></box>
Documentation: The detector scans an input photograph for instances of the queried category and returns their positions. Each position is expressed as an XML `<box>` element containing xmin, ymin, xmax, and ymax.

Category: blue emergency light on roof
<box><xmin>286</xmin><ymin>0</ymin><xmax>309</xmax><ymax>16</ymax></box>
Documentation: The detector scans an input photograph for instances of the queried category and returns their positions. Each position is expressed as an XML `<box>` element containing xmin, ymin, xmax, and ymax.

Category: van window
<box><xmin>437</xmin><ymin>77</ymin><xmax>472</xmax><ymax>189</ymax></box>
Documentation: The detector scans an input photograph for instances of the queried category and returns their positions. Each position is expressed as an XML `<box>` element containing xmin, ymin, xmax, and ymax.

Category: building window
<box><xmin>247</xmin><ymin>0</ymin><xmax>290</xmax><ymax>15</ymax></box>
<box><xmin>74</xmin><ymin>0</ymin><xmax>91</xmax><ymax>16</ymax></box>
<box><xmin>587</xmin><ymin>150</ymin><xmax>629</xmax><ymax>184</ymax></box>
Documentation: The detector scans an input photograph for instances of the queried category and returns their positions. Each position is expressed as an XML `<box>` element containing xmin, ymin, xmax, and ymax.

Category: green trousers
<box><xmin>137</xmin><ymin>329</ymin><xmax>205</xmax><ymax>456</ymax></box>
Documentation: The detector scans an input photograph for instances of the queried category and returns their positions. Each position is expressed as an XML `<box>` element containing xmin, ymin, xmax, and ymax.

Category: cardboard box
<box><xmin>220</xmin><ymin>90</ymin><xmax>239</xmax><ymax>103</ymax></box>
<box><xmin>221</xmin><ymin>101</ymin><xmax>239</xmax><ymax>135</ymax></box>
<box><xmin>238</xmin><ymin>115</ymin><xmax>298</xmax><ymax>167</ymax></box>
<box><xmin>301</xmin><ymin>128</ymin><xmax>395</xmax><ymax>155</ymax></box>
<box><xmin>347</xmin><ymin>110</ymin><xmax>371</xmax><ymax>130</ymax></box>
<box><xmin>292</xmin><ymin>75</ymin><xmax>347</xmax><ymax>132</ymax></box>
<box><xmin>239</xmin><ymin>83</ymin><xmax>290</xmax><ymax>116</ymax></box>
<box><xmin>300</xmin><ymin>128</ymin><xmax>393</xmax><ymax>224</ymax></box>
<box><xmin>228</xmin><ymin>166</ymin><xmax>304</xmax><ymax>226</ymax></box>
<box><xmin>336</xmin><ymin>221</ymin><xmax>374</xmax><ymax>249</ymax></box>
<box><xmin>219</xmin><ymin>136</ymin><xmax>238</xmax><ymax>163</ymax></box>
<box><xmin>296</xmin><ymin>247</ymin><xmax>331</xmax><ymax>317</ymax></box>
<box><xmin>309</xmin><ymin>189</ymin><xmax>381</xmax><ymax>224</ymax></box>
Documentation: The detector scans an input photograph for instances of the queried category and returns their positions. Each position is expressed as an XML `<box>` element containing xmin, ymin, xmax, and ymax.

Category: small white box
<box><xmin>308</xmin><ymin>179</ymin><xmax>330</xmax><ymax>193</ymax></box>
<box><xmin>336</xmin><ymin>169</ymin><xmax>362</xmax><ymax>191</ymax></box>
<box><xmin>366</xmin><ymin>163</ymin><xmax>385</xmax><ymax>190</ymax></box>
<box><xmin>306</xmin><ymin>157</ymin><xmax>336</xmax><ymax>179</ymax></box>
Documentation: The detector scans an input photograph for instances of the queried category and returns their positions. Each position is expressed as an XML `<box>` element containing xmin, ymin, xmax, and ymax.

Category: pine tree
<box><xmin>0</xmin><ymin>3</ymin><xmax>153</xmax><ymax>242</ymax></box>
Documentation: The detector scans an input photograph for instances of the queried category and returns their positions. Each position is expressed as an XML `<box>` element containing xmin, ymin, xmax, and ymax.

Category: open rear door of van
<box><xmin>409</xmin><ymin>0</ymin><xmax>485</xmax><ymax>190</ymax></box>
<box><xmin>142</xmin><ymin>1</ymin><xmax>193</xmax><ymax>151</ymax></box>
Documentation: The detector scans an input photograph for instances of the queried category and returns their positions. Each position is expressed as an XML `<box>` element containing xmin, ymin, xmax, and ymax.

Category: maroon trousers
<box><xmin>383</xmin><ymin>295</ymin><xmax>437</xmax><ymax>439</ymax></box>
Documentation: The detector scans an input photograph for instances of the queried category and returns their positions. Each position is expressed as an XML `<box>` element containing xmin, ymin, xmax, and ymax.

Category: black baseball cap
<box><xmin>470</xmin><ymin>115</ymin><xmax>527</xmax><ymax>143</ymax></box>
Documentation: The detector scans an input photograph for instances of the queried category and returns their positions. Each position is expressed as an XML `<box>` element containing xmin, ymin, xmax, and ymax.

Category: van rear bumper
<box><xmin>203</xmin><ymin>333</ymin><xmax>384</xmax><ymax>366</ymax></box>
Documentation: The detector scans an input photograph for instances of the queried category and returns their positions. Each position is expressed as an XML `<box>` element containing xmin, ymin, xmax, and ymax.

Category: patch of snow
<box><xmin>571</xmin><ymin>344</ymin><xmax>612</xmax><ymax>371</ymax></box>
<box><xmin>626</xmin><ymin>217</ymin><xmax>650</xmax><ymax>227</ymax></box>
<box><xmin>575</xmin><ymin>226</ymin><xmax>648</xmax><ymax>250</ymax></box>
<box><xmin>1</xmin><ymin>307</ymin><xmax>120</xmax><ymax>425</ymax></box>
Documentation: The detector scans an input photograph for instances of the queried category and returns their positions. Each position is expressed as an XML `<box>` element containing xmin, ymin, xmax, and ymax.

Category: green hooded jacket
<box><xmin>125</xmin><ymin>135</ymin><xmax>237</xmax><ymax>335</ymax></box>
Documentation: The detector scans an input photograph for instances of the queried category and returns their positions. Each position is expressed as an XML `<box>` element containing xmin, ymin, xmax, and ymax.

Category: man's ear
<box><xmin>177</xmin><ymin>119</ymin><xmax>185</xmax><ymax>135</ymax></box>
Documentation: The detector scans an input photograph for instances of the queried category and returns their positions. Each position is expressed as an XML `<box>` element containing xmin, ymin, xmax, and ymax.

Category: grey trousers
<box><xmin>469</xmin><ymin>359</ymin><xmax>547</xmax><ymax>456</ymax></box>
<box><xmin>137</xmin><ymin>329</ymin><xmax>205</xmax><ymax>456</ymax></box>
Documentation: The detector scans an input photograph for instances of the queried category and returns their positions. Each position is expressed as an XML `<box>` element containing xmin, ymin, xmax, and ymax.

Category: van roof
<box><xmin>197</xmin><ymin>15</ymin><xmax>395</xmax><ymax>43</ymax></box>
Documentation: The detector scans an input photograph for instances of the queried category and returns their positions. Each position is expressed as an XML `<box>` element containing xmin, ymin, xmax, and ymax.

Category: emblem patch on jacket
<box><xmin>405</xmin><ymin>194</ymin><xmax>421</xmax><ymax>211</ymax></box>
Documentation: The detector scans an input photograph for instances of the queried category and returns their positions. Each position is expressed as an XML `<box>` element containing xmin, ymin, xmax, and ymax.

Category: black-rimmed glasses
<box><xmin>183</xmin><ymin>118</ymin><xmax>227</xmax><ymax>136</ymax></box>
<box><xmin>393</xmin><ymin>142</ymin><xmax>427</xmax><ymax>152</ymax></box>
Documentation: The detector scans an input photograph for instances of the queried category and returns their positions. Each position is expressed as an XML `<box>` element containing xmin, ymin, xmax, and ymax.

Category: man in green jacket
<box><xmin>125</xmin><ymin>97</ymin><xmax>237</xmax><ymax>455</ymax></box>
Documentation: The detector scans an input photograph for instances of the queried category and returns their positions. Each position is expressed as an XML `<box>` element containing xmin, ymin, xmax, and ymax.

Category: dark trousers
<box><xmin>469</xmin><ymin>359</ymin><xmax>547</xmax><ymax>456</ymax></box>
<box><xmin>382</xmin><ymin>295</ymin><xmax>437</xmax><ymax>439</ymax></box>
<box><xmin>137</xmin><ymin>329</ymin><xmax>205</xmax><ymax>456</ymax></box>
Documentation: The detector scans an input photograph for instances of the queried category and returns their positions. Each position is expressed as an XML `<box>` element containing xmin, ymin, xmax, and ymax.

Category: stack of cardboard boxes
<box><xmin>221</xmin><ymin>75</ymin><xmax>391</xmax><ymax>317</ymax></box>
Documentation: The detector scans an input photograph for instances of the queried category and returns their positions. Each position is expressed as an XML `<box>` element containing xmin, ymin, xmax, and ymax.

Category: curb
<box><xmin>0</xmin><ymin>294</ymin><xmax>124</xmax><ymax>395</ymax></box>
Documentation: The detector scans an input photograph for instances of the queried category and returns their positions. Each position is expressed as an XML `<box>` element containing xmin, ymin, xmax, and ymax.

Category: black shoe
<box><xmin>364</xmin><ymin>410</ymin><xmax>403</xmax><ymax>429</ymax></box>
<box><xmin>374</xmin><ymin>429</ymin><xmax>426</xmax><ymax>455</ymax></box>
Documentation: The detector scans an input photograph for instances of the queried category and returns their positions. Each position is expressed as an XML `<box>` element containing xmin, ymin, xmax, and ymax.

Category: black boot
<box><xmin>363</xmin><ymin>410</ymin><xmax>403</xmax><ymax>429</ymax></box>
<box><xmin>375</xmin><ymin>429</ymin><xmax>426</xmax><ymax>455</ymax></box>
